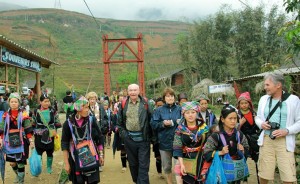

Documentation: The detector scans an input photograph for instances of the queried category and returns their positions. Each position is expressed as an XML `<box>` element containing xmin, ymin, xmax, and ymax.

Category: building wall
<box><xmin>172</xmin><ymin>73</ymin><xmax>184</xmax><ymax>86</ymax></box>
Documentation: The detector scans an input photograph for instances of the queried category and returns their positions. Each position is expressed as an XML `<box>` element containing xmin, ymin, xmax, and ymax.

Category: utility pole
<box><xmin>54</xmin><ymin>0</ymin><xmax>62</xmax><ymax>9</ymax></box>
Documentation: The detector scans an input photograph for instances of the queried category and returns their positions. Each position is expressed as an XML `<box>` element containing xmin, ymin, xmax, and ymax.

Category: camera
<box><xmin>269</xmin><ymin>122</ymin><xmax>280</xmax><ymax>140</ymax></box>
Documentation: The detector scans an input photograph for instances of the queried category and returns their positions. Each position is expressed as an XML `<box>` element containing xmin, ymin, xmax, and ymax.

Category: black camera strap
<box><xmin>266</xmin><ymin>91</ymin><xmax>290</xmax><ymax>122</ymax></box>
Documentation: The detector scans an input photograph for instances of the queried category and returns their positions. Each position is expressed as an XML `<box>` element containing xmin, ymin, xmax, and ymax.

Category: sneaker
<box><xmin>121</xmin><ymin>167</ymin><xmax>127</xmax><ymax>173</ymax></box>
<box><xmin>99</xmin><ymin>166</ymin><xmax>103</xmax><ymax>172</ymax></box>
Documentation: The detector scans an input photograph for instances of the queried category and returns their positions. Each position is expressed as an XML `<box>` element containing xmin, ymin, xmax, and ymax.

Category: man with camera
<box><xmin>255</xmin><ymin>72</ymin><xmax>300</xmax><ymax>184</ymax></box>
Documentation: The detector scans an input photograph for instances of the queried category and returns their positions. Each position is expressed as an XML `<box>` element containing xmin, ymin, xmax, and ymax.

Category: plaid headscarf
<box><xmin>74</xmin><ymin>96</ymin><xmax>88</xmax><ymax>111</ymax></box>
<box><xmin>181</xmin><ymin>101</ymin><xmax>199</xmax><ymax>114</ymax></box>
<box><xmin>103</xmin><ymin>100</ymin><xmax>109</xmax><ymax>106</ymax></box>
<box><xmin>9</xmin><ymin>92</ymin><xmax>21</xmax><ymax>102</ymax></box>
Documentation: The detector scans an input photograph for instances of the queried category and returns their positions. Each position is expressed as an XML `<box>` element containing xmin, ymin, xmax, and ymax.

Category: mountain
<box><xmin>0</xmin><ymin>2</ymin><xmax>27</xmax><ymax>11</ymax></box>
<box><xmin>0</xmin><ymin>8</ymin><xmax>190</xmax><ymax>98</ymax></box>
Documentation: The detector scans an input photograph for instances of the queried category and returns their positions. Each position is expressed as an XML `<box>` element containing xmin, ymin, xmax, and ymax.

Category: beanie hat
<box><xmin>178</xmin><ymin>93</ymin><xmax>188</xmax><ymax>101</ymax></box>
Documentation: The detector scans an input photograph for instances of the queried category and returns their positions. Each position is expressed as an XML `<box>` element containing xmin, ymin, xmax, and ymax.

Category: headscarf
<box><xmin>237</xmin><ymin>92</ymin><xmax>254</xmax><ymax>110</ymax></box>
<box><xmin>74</xmin><ymin>96</ymin><xmax>88</xmax><ymax>111</ymax></box>
<box><xmin>9</xmin><ymin>92</ymin><xmax>20</xmax><ymax>102</ymax></box>
<box><xmin>181</xmin><ymin>101</ymin><xmax>199</xmax><ymax>114</ymax></box>
<box><xmin>195</xmin><ymin>94</ymin><xmax>210</xmax><ymax>102</ymax></box>
<box><xmin>103</xmin><ymin>100</ymin><xmax>109</xmax><ymax>106</ymax></box>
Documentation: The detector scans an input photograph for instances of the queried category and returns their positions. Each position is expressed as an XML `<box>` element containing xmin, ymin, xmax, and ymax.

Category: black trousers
<box><xmin>124</xmin><ymin>136</ymin><xmax>150</xmax><ymax>184</ymax></box>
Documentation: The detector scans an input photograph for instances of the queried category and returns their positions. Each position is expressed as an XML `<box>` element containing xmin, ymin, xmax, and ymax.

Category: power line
<box><xmin>83</xmin><ymin>0</ymin><xmax>101</xmax><ymax>29</ymax></box>
<box><xmin>238</xmin><ymin>0</ymin><xmax>251</xmax><ymax>9</ymax></box>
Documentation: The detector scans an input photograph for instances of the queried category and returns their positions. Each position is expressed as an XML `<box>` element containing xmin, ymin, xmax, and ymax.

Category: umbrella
<box><xmin>0</xmin><ymin>148</ymin><xmax>5</xmax><ymax>184</ymax></box>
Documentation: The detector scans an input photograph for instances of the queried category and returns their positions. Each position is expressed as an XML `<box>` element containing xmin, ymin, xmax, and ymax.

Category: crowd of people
<box><xmin>0</xmin><ymin>71</ymin><xmax>299</xmax><ymax>184</ymax></box>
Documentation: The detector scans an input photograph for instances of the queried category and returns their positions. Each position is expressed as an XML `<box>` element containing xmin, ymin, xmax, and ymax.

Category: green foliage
<box><xmin>283</xmin><ymin>0</ymin><xmax>300</xmax><ymax>20</ymax></box>
<box><xmin>279</xmin><ymin>0</ymin><xmax>300</xmax><ymax>66</ymax></box>
<box><xmin>177</xmin><ymin>5</ymin><xmax>288</xmax><ymax>83</ymax></box>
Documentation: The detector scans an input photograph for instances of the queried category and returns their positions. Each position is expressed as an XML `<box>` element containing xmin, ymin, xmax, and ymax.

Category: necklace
<box><xmin>74</xmin><ymin>122</ymin><xmax>88</xmax><ymax>141</ymax></box>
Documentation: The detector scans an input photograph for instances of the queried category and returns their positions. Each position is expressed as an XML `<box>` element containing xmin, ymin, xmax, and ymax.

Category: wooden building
<box><xmin>0</xmin><ymin>35</ymin><xmax>58</xmax><ymax>102</ymax></box>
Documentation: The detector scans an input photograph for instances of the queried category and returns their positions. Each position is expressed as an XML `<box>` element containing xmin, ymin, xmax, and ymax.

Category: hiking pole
<box><xmin>255</xmin><ymin>162</ymin><xmax>260</xmax><ymax>184</ymax></box>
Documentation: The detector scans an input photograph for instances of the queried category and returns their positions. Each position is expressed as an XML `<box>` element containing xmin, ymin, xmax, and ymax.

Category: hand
<box><xmin>163</xmin><ymin>120</ymin><xmax>172</xmax><ymax>127</ymax></box>
<box><xmin>65</xmin><ymin>162</ymin><xmax>71</xmax><ymax>174</ymax></box>
<box><xmin>261</xmin><ymin>122</ymin><xmax>271</xmax><ymax>130</ymax></box>
<box><xmin>272</xmin><ymin>129</ymin><xmax>288</xmax><ymax>138</ymax></box>
<box><xmin>237</xmin><ymin>144</ymin><xmax>244</xmax><ymax>152</ymax></box>
<box><xmin>240</xmin><ymin>117</ymin><xmax>246</xmax><ymax>125</ymax></box>
<box><xmin>29</xmin><ymin>141</ymin><xmax>35</xmax><ymax>149</ymax></box>
<box><xmin>99</xmin><ymin>157</ymin><xmax>104</xmax><ymax>166</ymax></box>
<box><xmin>180</xmin><ymin>164</ymin><xmax>187</xmax><ymax>176</ymax></box>
<box><xmin>52</xmin><ymin>130</ymin><xmax>57</xmax><ymax>137</ymax></box>
<box><xmin>219</xmin><ymin>145</ymin><xmax>229</xmax><ymax>155</ymax></box>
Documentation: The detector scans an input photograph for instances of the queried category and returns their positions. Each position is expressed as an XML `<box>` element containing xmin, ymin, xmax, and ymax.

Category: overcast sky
<box><xmin>0</xmin><ymin>0</ymin><xmax>284</xmax><ymax>21</ymax></box>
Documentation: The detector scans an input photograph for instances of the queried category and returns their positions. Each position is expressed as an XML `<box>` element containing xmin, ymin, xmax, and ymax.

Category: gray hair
<box><xmin>264</xmin><ymin>72</ymin><xmax>284</xmax><ymax>86</ymax></box>
<box><xmin>128</xmin><ymin>84</ymin><xmax>139</xmax><ymax>90</ymax></box>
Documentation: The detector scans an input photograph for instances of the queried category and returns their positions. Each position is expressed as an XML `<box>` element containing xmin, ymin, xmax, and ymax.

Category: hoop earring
<box><xmin>75</xmin><ymin>114</ymin><xmax>81</xmax><ymax>120</ymax></box>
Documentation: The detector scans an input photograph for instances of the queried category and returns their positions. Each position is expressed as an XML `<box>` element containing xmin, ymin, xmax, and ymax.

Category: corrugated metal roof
<box><xmin>227</xmin><ymin>67</ymin><xmax>300</xmax><ymax>82</ymax></box>
<box><xmin>0</xmin><ymin>35</ymin><xmax>59</xmax><ymax>68</ymax></box>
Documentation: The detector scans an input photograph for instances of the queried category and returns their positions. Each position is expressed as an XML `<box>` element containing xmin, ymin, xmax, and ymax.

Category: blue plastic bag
<box><xmin>206</xmin><ymin>151</ymin><xmax>227</xmax><ymax>184</ymax></box>
<box><xmin>29</xmin><ymin>148</ymin><xmax>42</xmax><ymax>176</ymax></box>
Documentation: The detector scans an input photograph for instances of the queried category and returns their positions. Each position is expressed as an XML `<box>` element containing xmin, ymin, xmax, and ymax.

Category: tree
<box><xmin>279</xmin><ymin>0</ymin><xmax>300</xmax><ymax>66</ymax></box>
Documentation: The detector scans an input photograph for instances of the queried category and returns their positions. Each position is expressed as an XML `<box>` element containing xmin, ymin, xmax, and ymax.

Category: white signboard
<box><xmin>208</xmin><ymin>84</ymin><xmax>232</xmax><ymax>94</ymax></box>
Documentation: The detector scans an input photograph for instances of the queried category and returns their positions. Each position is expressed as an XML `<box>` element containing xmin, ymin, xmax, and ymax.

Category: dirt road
<box><xmin>2</xmin><ymin>114</ymin><xmax>265</xmax><ymax>184</ymax></box>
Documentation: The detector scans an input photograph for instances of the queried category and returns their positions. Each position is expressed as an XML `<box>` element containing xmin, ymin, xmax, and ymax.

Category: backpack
<box><xmin>121</xmin><ymin>96</ymin><xmax>148</xmax><ymax>110</ymax></box>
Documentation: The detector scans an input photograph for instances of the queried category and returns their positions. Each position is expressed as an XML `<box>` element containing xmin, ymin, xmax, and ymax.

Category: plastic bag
<box><xmin>206</xmin><ymin>151</ymin><xmax>227</xmax><ymax>184</ymax></box>
<box><xmin>29</xmin><ymin>148</ymin><xmax>42</xmax><ymax>176</ymax></box>
<box><xmin>54</xmin><ymin>134</ymin><xmax>61</xmax><ymax>151</ymax></box>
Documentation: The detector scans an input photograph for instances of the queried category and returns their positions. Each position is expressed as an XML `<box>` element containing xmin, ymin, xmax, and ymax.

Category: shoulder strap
<box><xmin>121</xmin><ymin>98</ymin><xmax>127</xmax><ymax>109</ymax></box>
<box><xmin>143</xmin><ymin>97</ymin><xmax>148</xmax><ymax>110</ymax></box>
<box><xmin>266</xmin><ymin>92</ymin><xmax>291</xmax><ymax>121</ymax></box>
<box><xmin>236</xmin><ymin>131</ymin><xmax>240</xmax><ymax>144</ymax></box>
<box><xmin>266</xmin><ymin>101</ymin><xmax>281</xmax><ymax>122</ymax></box>
<box><xmin>219</xmin><ymin>133</ymin><xmax>227</xmax><ymax>146</ymax></box>
<box><xmin>68</xmin><ymin>119</ymin><xmax>78</xmax><ymax>145</ymax></box>
<box><xmin>220</xmin><ymin>131</ymin><xmax>240</xmax><ymax>146</ymax></box>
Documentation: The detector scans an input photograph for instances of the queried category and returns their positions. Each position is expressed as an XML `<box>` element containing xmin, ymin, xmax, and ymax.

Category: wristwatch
<box><xmin>285</xmin><ymin>128</ymin><xmax>289</xmax><ymax>135</ymax></box>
